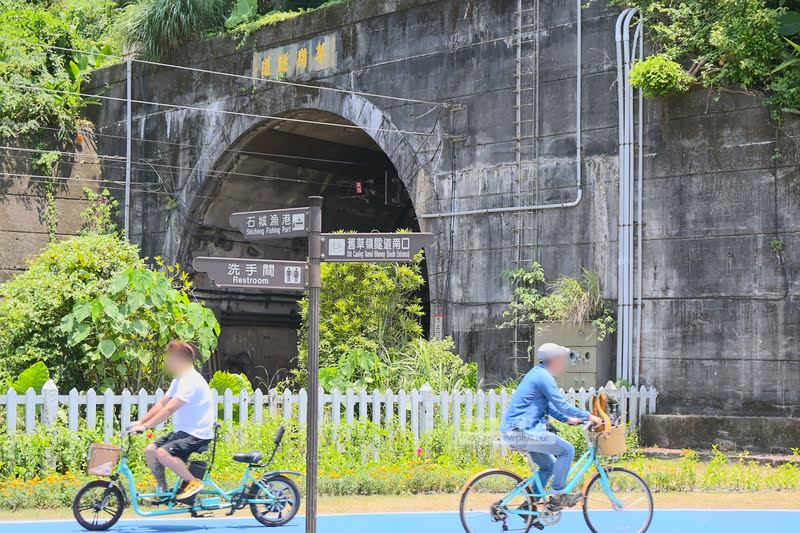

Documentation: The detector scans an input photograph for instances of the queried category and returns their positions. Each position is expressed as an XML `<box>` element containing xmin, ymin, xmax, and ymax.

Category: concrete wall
<box><xmin>60</xmin><ymin>0</ymin><xmax>800</xmax><ymax>415</ymax></box>
<box><xmin>0</xmin><ymin>130</ymin><xmax>103</xmax><ymax>283</ymax></box>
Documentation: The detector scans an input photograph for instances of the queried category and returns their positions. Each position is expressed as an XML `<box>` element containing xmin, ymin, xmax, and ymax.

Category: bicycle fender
<box><xmin>263</xmin><ymin>470</ymin><xmax>304</xmax><ymax>477</ymax></box>
<box><xmin>459</xmin><ymin>469</ymin><xmax>520</xmax><ymax>494</ymax></box>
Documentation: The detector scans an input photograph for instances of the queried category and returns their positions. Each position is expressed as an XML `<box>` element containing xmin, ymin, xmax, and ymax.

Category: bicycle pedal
<box><xmin>532</xmin><ymin>521</ymin><xmax>545</xmax><ymax>531</ymax></box>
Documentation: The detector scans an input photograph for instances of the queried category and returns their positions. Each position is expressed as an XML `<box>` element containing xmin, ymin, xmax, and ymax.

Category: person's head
<box><xmin>538</xmin><ymin>342</ymin><xmax>570</xmax><ymax>375</ymax></box>
<box><xmin>165</xmin><ymin>340</ymin><xmax>198</xmax><ymax>376</ymax></box>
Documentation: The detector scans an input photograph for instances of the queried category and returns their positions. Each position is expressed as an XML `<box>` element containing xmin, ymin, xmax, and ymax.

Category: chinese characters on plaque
<box><xmin>229</xmin><ymin>207</ymin><xmax>309</xmax><ymax>240</ymax></box>
<box><xmin>251</xmin><ymin>34</ymin><xmax>336</xmax><ymax>82</ymax></box>
<box><xmin>322</xmin><ymin>233</ymin><xmax>435</xmax><ymax>262</ymax></box>
<box><xmin>192</xmin><ymin>257</ymin><xmax>307</xmax><ymax>290</ymax></box>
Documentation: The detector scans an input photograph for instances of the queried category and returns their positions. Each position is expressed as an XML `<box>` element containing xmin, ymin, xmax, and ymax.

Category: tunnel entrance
<box><xmin>185</xmin><ymin>110</ymin><xmax>426</xmax><ymax>387</ymax></box>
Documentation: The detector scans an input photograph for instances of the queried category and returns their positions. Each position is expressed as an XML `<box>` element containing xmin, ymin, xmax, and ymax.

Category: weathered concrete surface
<box><xmin>0</xmin><ymin>130</ymin><xmax>103</xmax><ymax>283</ymax></box>
<box><xmin>39</xmin><ymin>0</ymin><xmax>800</xmax><ymax>416</ymax></box>
<box><xmin>640</xmin><ymin>414</ymin><xmax>800</xmax><ymax>455</ymax></box>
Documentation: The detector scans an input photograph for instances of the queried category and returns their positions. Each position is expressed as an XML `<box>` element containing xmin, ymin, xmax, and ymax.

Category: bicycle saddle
<box><xmin>233</xmin><ymin>451</ymin><xmax>263</xmax><ymax>464</ymax></box>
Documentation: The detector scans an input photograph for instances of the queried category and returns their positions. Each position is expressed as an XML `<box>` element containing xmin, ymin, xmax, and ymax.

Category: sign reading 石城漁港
<box><xmin>229</xmin><ymin>207</ymin><xmax>309</xmax><ymax>240</ymax></box>
<box><xmin>192</xmin><ymin>257</ymin><xmax>308</xmax><ymax>290</ymax></box>
<box><xmin>321</xmin><ymin>233</ymin><xmax>435</xmax><ymax>262</ymax></box>
<box><xmin>252</xmin><ymin>33</ymin><xmax>336</xmax><ymax>83</ymax></box>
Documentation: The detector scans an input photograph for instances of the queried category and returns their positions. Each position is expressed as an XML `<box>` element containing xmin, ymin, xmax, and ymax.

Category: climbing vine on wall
<box><xmin>614</xmin><ymin>0</ymin><xmax>800</xmax><ymax>117</ymax></box>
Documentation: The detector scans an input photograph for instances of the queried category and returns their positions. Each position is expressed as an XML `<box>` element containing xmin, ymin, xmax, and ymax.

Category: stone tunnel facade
<box><xmin>77</xmin><ymin>0</ymin><xmax>800</xmax><ymax>415</ymax></box>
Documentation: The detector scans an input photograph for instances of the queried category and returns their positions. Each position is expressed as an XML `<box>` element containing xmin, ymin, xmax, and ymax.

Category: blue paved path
<box><xmin>2</xmin><ymin>511</ymin><xmax>798</xmax><ymax>533</ymax></box>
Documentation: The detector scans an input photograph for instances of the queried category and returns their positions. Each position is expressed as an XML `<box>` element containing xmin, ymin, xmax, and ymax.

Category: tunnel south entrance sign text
<box><xmin>191</xmin><ymin>198</ymin><xmax>434</xmax><ymax>533</ymax></box>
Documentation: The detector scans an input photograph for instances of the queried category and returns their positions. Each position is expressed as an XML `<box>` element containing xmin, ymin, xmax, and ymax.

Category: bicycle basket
<box><xmin>597</xmin><ymin>424</ymin><xmax>627</xmax><ymax>456</ymax></box>
<box><xmin>88</xmin><ymin>443</ymin><xmax>121</xmax><ymax>476</ymax></box>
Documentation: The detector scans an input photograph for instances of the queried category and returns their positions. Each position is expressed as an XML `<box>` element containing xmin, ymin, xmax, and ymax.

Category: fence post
<box><xmin>6</xmin><ymin>389</ymin><xmax>17</xmax><ymax>434</ymax></box>
<box><xmin>488</xmin><ymin>390</ymin><xmax>496</xmax><ymax>421</ymax></box>
<box><xmin>476</xmin><ymin>390</ymin><xmax>485</xmax><ymax>424</ymax></box>
<box><xmin>372</xmin><ymin>389</ymin><xmax>381</xmax><ymax>427</ymax></box>
<box><xmin>68</xmin><ymin>388</ymin><xmax>80</xmax><ymax>431</ymax></box>
<box><xmin>103</xmin><ymin>389</ymin><xmax>114</xmax><ymax>443</ymax></box>
<box><xmin>268</xmin><ymin>389</ymin><xmax>278</xmax><ymax>417</ymax></box>
<box><xmin>121</xmin><ymin>390</ymin><xmax>132</xmax><ymax>431</ymax></box>
<box><xmin>283</xmin><ymin>389</ymin><xmax>292</xmax><ymax>422</ymax></box>
<box><xmin>648</xmin><ymin>386</ymin><xmax>658</xmax><ymax>414</ymax></box>
<box><xmin>239</xmin><ymin>390</ymin><xmax>250</xmax><ymax>426</ymax></box>
<box><xmin>410</xmin><ymin>389</ymin><xmax>420</xmax><ymax>439</ymax></box>
<box><xmin>254</xmin><ymin>389</ymin><xmax>264</xmax><ymax>424</ymax></box>
<box><xmin>398</xmin><ymin>390</ymin><xmax>407</xmax><ymax>429</ymax></box>
<box><xmin>440</xmin><ymin>390</ymin><xmax>450</xmax><ymax>426</ymax></box>
<box><xmin>86</xmin><ymin>388</ymin><xmax>97</xmax><ymax>430</ymax></box>
<box><xmin>358</xmin><ymin>390</ymin><xmax>368</xmax><ymax>421</ymax></box>
<box><xmin>25</xmin><ymin>388</ymin><xmax>36</xmax><ymax>435</ymax></box>
<box><xmin>137</xmin><ymin>389</ymin><xmax>149</xmax><ymax>424</ymax></box>
<box><xmin>345</xmin><ymin>390</ymin><xmax>355</xmax><ymax>426</ymax></box>
<box><xmin>41</xmin><ymin>380</ymin><xmax>58</xmax><ymax>428</ymax></box>
<box><xmin>465</xmin><ymin>390</ymin><xmax>474</xmax><ymax>425</ymax></box>
<box><xmin>154</xmin><ymin>388</ymin><xmax>165</xmax><ymax>430</ymax></box>
<box><xmin>421</xmin><ymin>384</ymin><xmax>434</xmax><ymax>434</ymax></box>
<box><xmin>385</xmin><ymin>389</ymin><xmax>394</xmax><ymax>434</ymax></box>
<box><xmin>298</xmin><ymin>389</ymin><xmax>308</xmax><ymax>425</ymax></box>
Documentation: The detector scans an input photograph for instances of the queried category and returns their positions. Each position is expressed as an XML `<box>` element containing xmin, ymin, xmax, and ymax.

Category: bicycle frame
<box><xmin>498</xmin><ymin>430</ymin><xmax>624</xmax><ymax>519</ymax></box>
<box><xmin>105</xmin><ymin>432</ymin><xmax>296</xmax><ymax>517</ymax></box>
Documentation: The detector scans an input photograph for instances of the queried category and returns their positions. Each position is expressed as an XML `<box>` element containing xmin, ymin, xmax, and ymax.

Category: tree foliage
<box><xmin>0</xmin><ymin>234</ymin><xmax>144</xmax><ymax>389</ymax></box>
<box><xmin>294</xmin><ymin>253</ymin><xmax>477</xmax><ymax>392</ymax></box>
<box><xmin>59</xmin><ymin>264</ymin><xmax>220</xmax><ymax>391</ymax></box>
<box><xmin>617</xmin><ymin>0</ymin><xmax>800</xmax><ymax>115</ymax></box>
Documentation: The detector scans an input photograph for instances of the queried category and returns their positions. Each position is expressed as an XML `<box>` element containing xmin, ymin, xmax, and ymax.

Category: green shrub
<box><xmin>629</xmin><ymin>54</ymin><xmax>695</xmax><ymax>98</ymax></box>
<box><xmin>0</xmin><ymin>234</ymin><xmax>143</xmax><ymax>389</ymax></box>
<box><xmin>121</xmin><ymin>0</ymin><xmax>233</xmax><ymax>61</ymax></box>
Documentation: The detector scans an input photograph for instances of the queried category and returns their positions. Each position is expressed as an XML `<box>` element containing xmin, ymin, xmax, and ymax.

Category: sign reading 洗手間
<box><xmin>321</xmin><ymin>233</ymin><xmax>435</xmax><ymax>262</ymax></box>
<box><xmin>229</xmin><ymin>207</ymin><xmax>309</xmax><ymax>240</ymax></box>
<box><xmin>252</xmin><ymin>33</ymin><xmax>336</xmax><ymax>82</ymax></box>
<box><xmin>192</xmin><ymin>257</ymin><xmax>308</xmax><ymax>290</ymax></box>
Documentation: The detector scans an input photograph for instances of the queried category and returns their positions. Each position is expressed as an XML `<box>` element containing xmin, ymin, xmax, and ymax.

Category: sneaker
<box><xmin>548</xmin><ymin>492</ymin><xmax>583</xmax><ymax>509</ymax></box>
<box><xmin>176</xmin><ymin>479</ymin><xmax>204</xmax><ymax>501</ymax></box>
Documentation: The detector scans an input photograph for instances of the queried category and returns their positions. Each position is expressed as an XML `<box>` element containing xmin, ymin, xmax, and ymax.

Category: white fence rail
<box><xmin>0</xmin><ymin>381</ymin><xmax>658</xmax><ymax>443</ymax></box>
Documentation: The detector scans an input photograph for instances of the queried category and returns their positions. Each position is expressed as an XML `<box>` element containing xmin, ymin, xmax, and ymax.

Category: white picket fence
<box><xmin>0</xmin><ymin>381</ymin><xmax>658</xmax><ymax>443</ymax></box>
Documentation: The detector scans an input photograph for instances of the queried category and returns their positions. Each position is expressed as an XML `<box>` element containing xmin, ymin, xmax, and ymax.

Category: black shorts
<box><xmin>153</xmin><ymin>431</ymin><xmax>211</xmax><ymax>462</ymax></box>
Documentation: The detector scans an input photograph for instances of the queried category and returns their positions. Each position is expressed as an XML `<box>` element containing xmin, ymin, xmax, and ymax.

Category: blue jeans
<box><xmin>501</xmin><ymin>428</ymin><xmax>575</xmax><ymax>494</ymax></box>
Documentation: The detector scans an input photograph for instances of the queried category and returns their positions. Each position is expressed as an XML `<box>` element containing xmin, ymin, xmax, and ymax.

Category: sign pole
<box><xmin>305</xmin><ymin>196</ymin><xmax>322</xmax><ymax>533</ymax></box>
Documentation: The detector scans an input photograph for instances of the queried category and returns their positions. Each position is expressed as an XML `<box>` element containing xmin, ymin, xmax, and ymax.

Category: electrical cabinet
<box><xmin>532</xmin><ymin>323</ymin><xmax>614</xmax><ymax>390</ymax></box>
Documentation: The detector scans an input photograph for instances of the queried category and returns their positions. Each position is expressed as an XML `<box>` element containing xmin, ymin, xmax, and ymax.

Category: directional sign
<box><xmin>321</xmin><ymin>233</ymin><xmax>435</xmax><ymax>262</ymax></box>
<box><xmin>192</xmin><ymin>257</ymin><xmax>308</xmax><ymax>290</ymax></box>
<box><xmin>229</xmin><ymin>207</ymin><xmax>309</xmax><ymax>240</ymax></box>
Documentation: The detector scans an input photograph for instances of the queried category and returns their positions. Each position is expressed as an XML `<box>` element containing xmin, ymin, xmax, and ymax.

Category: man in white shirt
<box><xmin>129</xmin><ymin>341</ymin><xmax>214</xmax><ymax>501</ymax></box>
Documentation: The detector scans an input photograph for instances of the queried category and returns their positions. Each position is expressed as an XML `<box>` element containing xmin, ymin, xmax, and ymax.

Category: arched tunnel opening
<box><xmin>184</xmin><ymin>110</ymin><xmax>428</xmax><ymax>387</ymax></box>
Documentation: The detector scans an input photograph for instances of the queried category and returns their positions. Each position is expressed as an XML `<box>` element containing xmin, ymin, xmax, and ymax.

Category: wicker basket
<box><xmin>596</xmin><ymin>424</ymin><xmax>627</xmax><ymax>456</ymax></box>
<box><xmin>87</xmin><ymin>443</ymin><xmax>121</xmax><ymax>476</ymax></box>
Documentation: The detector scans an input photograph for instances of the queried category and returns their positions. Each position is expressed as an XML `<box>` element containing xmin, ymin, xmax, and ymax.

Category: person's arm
<box><xmin>133</xmin><ymin>395</ymin><xmax>170</xmax><ymax>429</ymax></box>
<box><xmin>547</xmin><ymin>402</ymin><xmax>571</xmax><ymax>423</ymax></box>
<box><xmin>541</xmin><ymin>376</ymin><xmax>592</xmax><ymax>421</ymax></box>
<box><xmin>140</xmin><ymin>397</ymin><xmax>187</xmax><ymax>429</ymax></box>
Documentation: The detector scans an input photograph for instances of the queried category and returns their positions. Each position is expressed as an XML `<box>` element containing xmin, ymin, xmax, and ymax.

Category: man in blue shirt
<box><xmin>500</xmin><ymin>343</ymin><xmax>602</xmax><ymax>509</ymax></box>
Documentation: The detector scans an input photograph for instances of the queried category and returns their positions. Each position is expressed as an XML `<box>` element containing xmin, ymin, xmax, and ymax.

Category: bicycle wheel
<box><xmin>247</xmin><ymin>474</ymin><xmax>301</xmax><ymax>526</ymax></box>
<box><xmin>72</xmin><ymin>479</ymin><xmax>125</xmax><ymax>531</ymax></box>
<box><xmin>460</xmin><ymin>470</ymin><xmax>537</xmax><ymax>533</ymax></box>
<box><xmin>582</xmin><ymin>467</ymin><xmax>653</xmax><ymax>533</ymax></box>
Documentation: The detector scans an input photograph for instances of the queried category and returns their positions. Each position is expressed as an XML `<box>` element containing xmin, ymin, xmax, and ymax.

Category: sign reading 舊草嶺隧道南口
<box><xmin>229</xmin><ymin>207</ymin><xmax>309</xmax><ymax>240</ymax></box>
<box><xmin>321</xmin><ymin>233</ymin><xmax>435</xmax><ymax>262</ymax></box>
<box><xmin>192</xmin><ymin>257</ymin><xmax>308</xmax><ymax>290</ymax></box>
<box><xmin>251</xmin><ymin>33</ymin><xmax>336</xmax><ymax>83</ymax></box>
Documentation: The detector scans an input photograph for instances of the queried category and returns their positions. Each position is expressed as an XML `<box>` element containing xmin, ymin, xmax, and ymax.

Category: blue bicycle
<box><xmin>459</xmin><ymin>423</ymin><xmax>653</xmax><ymax>533</ymax></box>
<box><xmin>72</xmin><ymin>425</ymin><xmax>302</xmax><ymax>530</ymax></box>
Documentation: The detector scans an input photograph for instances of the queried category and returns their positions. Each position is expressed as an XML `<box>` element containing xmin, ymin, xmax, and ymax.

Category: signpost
<box><xmin>192</xmin><ymin>257</ymin><xmax>308</xmax><ymax>289</ymax></box>
<box><xmin>192</xmin><ymin>197</ymin><xmax>435</xmax><ymax>533</ymax></box>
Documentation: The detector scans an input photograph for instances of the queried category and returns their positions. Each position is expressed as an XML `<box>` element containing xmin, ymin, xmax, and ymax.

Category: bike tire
<box><xmin>582</xmin><ymin>466</ymin><xmax>654</xmax><ymax>533</ymax></box>
<box><xmin>73</xmin><ymin>480</ymin><xmax>125</xmax><ymax>531</ymax></box>
<box><xmin>459</xmin><ymin>470</ymin><xmax>537</xmax><ymax>533</ymax></box>
<box><xmin>247</xmin><ymin>474</ymin><xmax>301</xmax><ymax>527</ymax></box>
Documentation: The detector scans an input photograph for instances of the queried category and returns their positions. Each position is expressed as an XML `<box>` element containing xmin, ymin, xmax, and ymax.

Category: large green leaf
<box><xmin>99</xmin><ymin>338</ymin><xmax>117</xmax><ymax>358</ymax></box>
<box><xmin>69</xmin><ymin>323</ymin><xmax>91</xmax><ymax>345</ymax></box>
<box><xmin>225</xmin><ymin>0</ymin><xmax>257</xmax><ymax>29</ymax></box>
<box><xmin>778</xmin><ymin>11</ymin><xmax>800</xmax><ymax>36</ymax></box>
<box><xmin>209</xmin><ymin>371</ymin><xmax>252</xmax><ymax>395</ymax></box>
<box><xmin>109</xmin><ymin>272</ymin><xmax>130</xmax><ymax>294</ymax></box>
<box><xmin>11</xmin><ymin>362</ymin><xmax>50</xmax><ymax>394</ymax></box>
